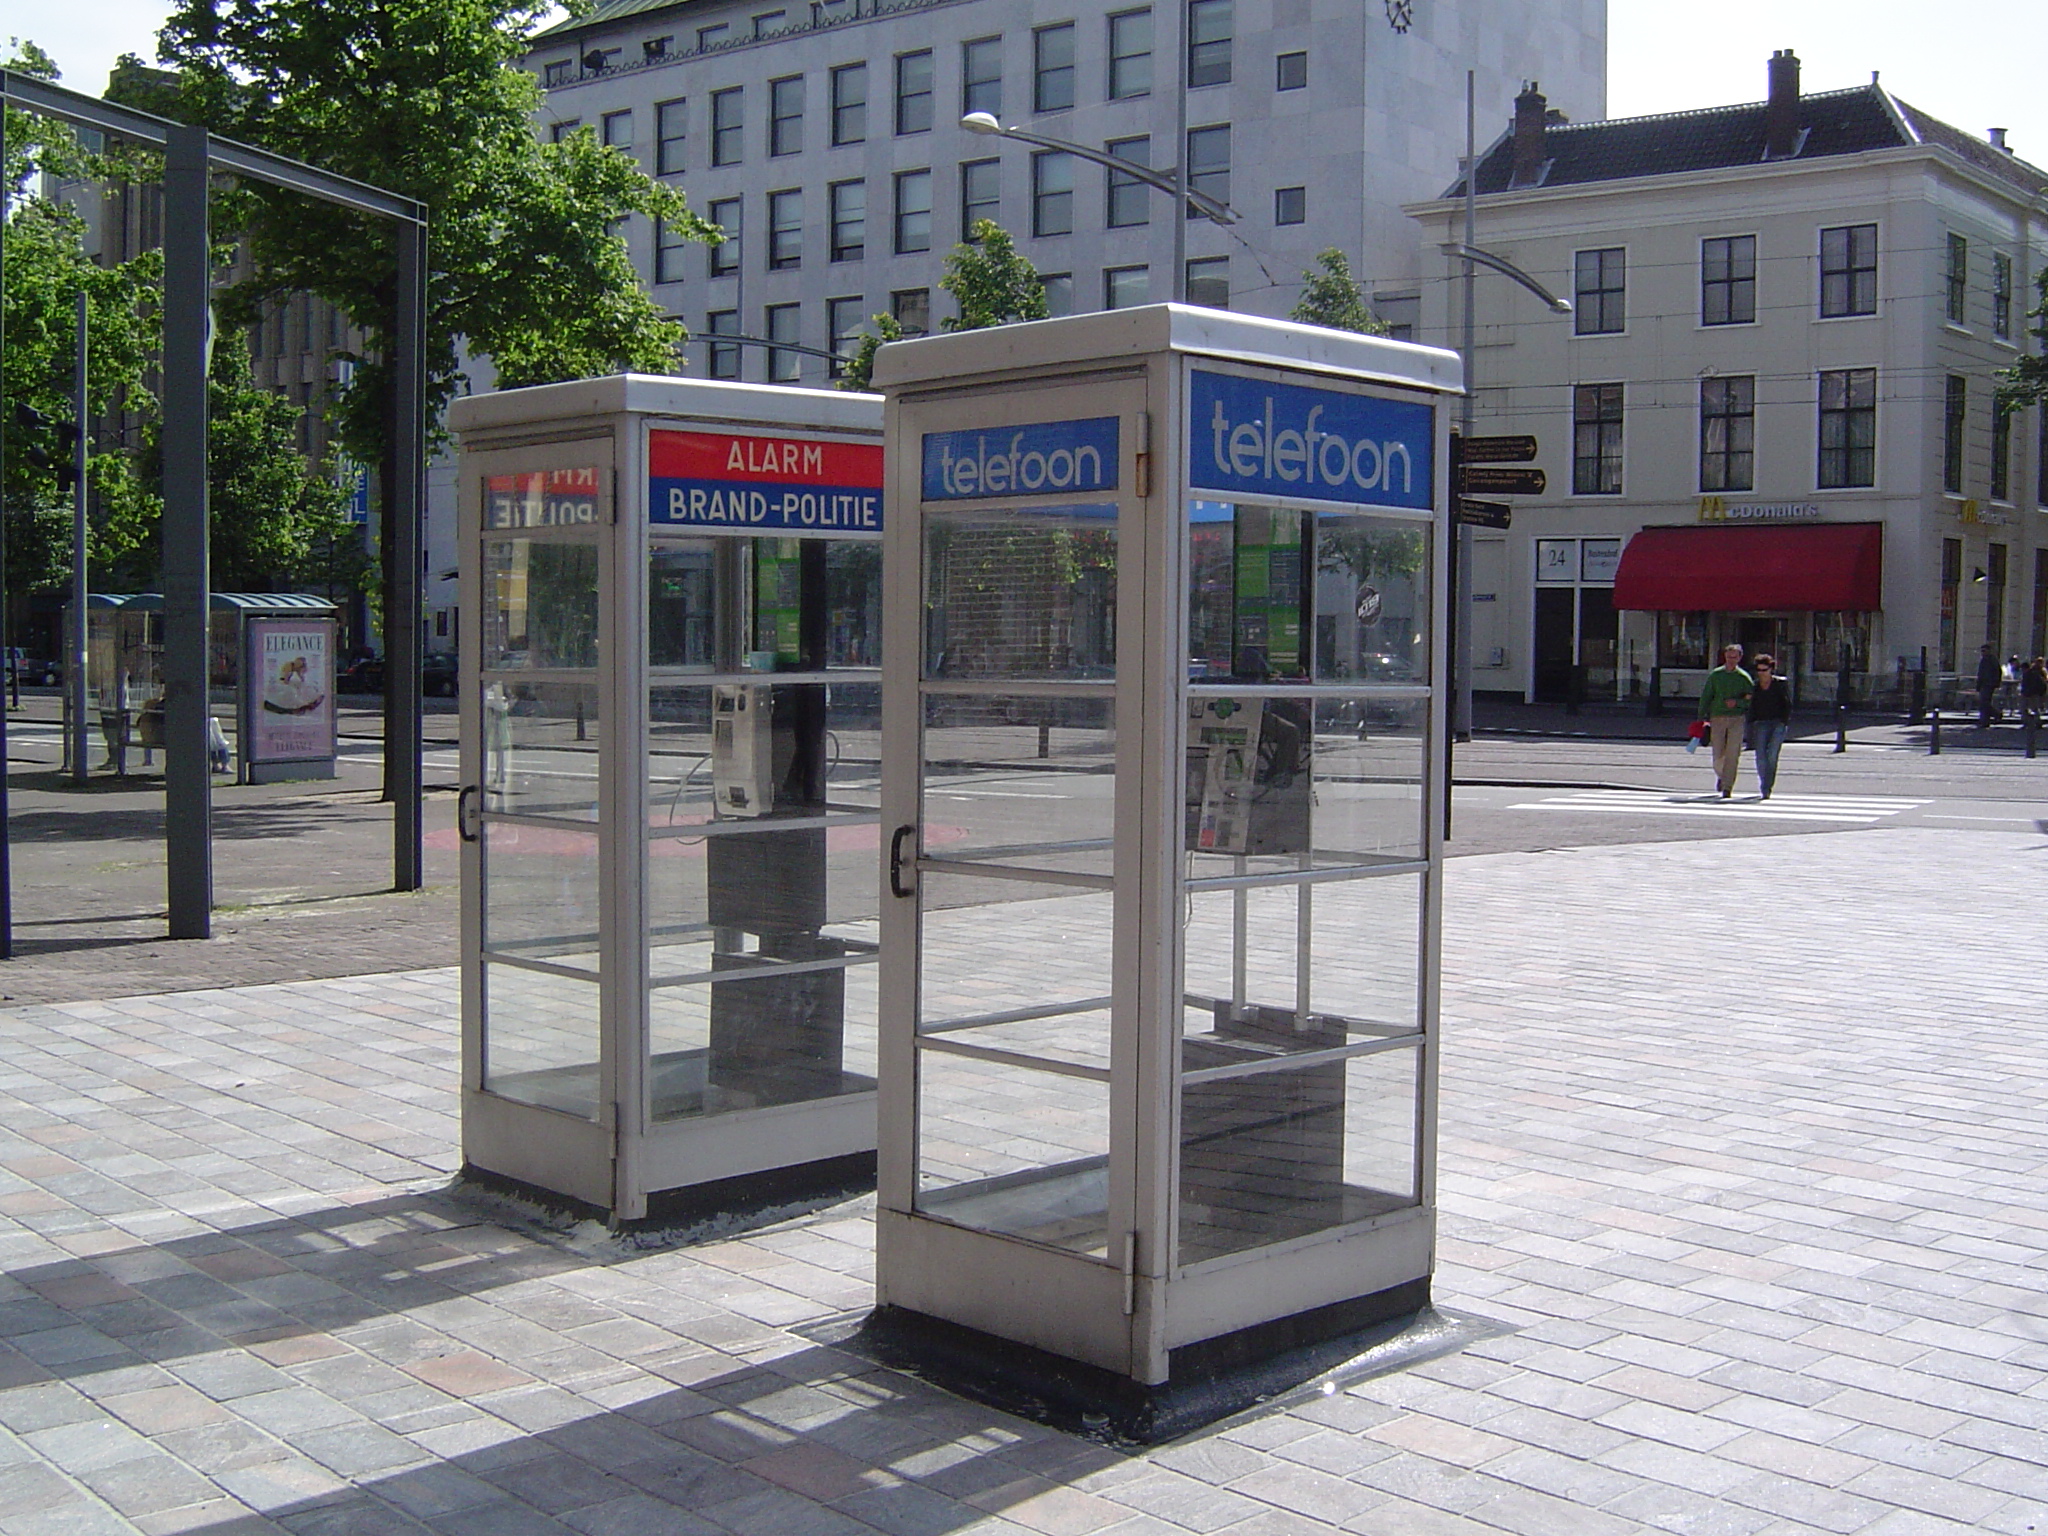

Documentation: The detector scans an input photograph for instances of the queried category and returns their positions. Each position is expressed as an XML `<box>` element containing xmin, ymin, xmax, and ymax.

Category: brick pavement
<box><xmin>1</xmin><ymin>827</ymin><xmax>2045</xmax><ymax>1534</ymax></box>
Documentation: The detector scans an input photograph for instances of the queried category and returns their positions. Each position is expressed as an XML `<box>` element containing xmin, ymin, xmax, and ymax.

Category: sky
<box><xmin>6</xmin><ymin>0</ymin><xmax>2046</xmax><ymax>169</ymax></box>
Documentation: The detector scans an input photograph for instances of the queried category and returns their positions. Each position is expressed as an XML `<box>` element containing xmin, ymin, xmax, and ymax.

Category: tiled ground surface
<box><xmin>0</xmin><ymin>827</ymin><xmax>2043</xmax><ymax>1534</ymax></box>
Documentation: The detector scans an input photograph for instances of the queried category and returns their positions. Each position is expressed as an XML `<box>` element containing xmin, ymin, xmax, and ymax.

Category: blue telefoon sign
<box><xmin>921</xmin><ymin>416</ymin><xmax>1120</xmax><ymax>501</ymax></box>
<box><xmin>1189</xmin><ymin>370</ymin><xmax>1433</xmax><ymax>511</ymax></box>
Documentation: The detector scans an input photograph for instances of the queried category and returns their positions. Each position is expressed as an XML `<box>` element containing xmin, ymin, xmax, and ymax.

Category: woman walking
<box><xmin>1747</xmin><ymin>653</ymin><xmax>1792</xmax><ymax>799</ymax></box>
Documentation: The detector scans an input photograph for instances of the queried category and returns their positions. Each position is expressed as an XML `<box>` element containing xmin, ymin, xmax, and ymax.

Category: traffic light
<box><xmin>12</xmin><ymin>403</ymin><xmax>83</xmax><ymax>497</ymax></box>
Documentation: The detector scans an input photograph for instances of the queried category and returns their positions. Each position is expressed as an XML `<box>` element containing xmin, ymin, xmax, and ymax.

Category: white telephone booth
<box><xmin>872</xmin><ymin>308</ymin><xmax>1458</xmax><ymax>1432</ymax></box>
<box><xmin>449</xmin><ymin>376</ymin><xmax>885</xmax><ymax>1221</ymax></box>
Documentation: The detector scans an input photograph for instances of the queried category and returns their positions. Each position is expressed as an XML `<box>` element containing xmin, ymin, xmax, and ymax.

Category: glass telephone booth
<box><xmin>872</xmin><ymin>308</ymin><xmax>1457</xmax><ymax>1429</ymax></box>
<box><xmin>449</xmin><ymin>376</ymin><xmax>885</xmax><ymax>1221</ymax></box>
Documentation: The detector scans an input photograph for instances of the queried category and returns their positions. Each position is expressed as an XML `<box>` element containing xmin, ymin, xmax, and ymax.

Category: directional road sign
<box><xmin>1458</xmin><ymin>434</ymin><xmax>1539</xmax><ymax>464</ymax></box>
<box><xmin>1458</xmin><ymin>465</ymin><xmax>1546</xmax><ymax>496</ymax></box>
<box><xmin>1454</xmin><ymin>499</ymin><xmax>1512</xmax><ymax>529</ymax></box>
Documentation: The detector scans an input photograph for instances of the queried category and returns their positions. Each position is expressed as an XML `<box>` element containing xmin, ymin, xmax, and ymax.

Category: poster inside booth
<box><xmin>243</xmin><ymin>616</ymin><xmax>337</xmax><ymax>780</ymax></box>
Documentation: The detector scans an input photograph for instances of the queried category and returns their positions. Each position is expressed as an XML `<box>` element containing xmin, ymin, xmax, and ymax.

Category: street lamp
<box><xmin>1440</xmin><ymin>243</ymin><xmax>1571</xmax><ymax>314</ymax></box>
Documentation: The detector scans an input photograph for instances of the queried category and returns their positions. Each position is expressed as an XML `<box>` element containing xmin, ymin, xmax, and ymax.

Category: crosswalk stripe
<box><xmin>1508</xmin><ymin>790</ymin><xmax>1927</xmax><ymax>825</ymax></box>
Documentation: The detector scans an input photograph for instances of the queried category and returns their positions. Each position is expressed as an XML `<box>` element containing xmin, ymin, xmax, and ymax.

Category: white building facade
<box><xmin>524</xmin><ymin>0</ymin><xmax>1605</xmax><ymax>382</ymax></box>
<box><xmin>1408</xmin><ymin>57</ymin><xmax>2048</xmax><ymax>707</ymax></box>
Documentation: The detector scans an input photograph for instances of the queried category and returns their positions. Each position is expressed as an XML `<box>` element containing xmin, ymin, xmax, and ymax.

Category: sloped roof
<box><xmin>1448</xmin><ymin>85</ymin><xmax>2048</xmax><ymax>200</ymax></box>
<box><xmin>534</xmin><ymin>0</ymin><xmax>703</xmax><ymax>43</ymax></box>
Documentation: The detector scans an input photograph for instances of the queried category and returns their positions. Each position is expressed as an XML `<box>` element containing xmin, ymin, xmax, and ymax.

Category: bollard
<box><xmin>575</xmin><ymin>697</ymin><xmax>586</xmax><ymax>742</ymax></box>
<box><xmin>1929</xmin><ymin>706</ymin><xmax>1941</xmax><ymax>755</ymax></box>
<box><xmin>1834</xmin><ymin>658</ymin><xmax>1849</xmax><ymax>754</ymax></box>
<box><xmin>1564</xmin><ymin>663</ymin><xmax>1583</xmax><ymax>717</ymax></box>
<box><xmin>2027</xmin><ymin>711</ymin><xmax>2039</xmax><ymax>760</ymax></box>
<box><xmin>1038</xmin><ymin>721</ymin><xmax>1051</xmax><ymax>758</ymax></box>
<box><xmin>1647</xmin><ymin>666</ymin><xmax>1664</xmax><ymax>717</ymax></box>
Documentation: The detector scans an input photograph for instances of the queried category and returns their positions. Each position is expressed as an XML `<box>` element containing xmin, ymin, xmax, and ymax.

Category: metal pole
<box><xmin>0</xmin><ymin>104</ymin><xmax>11</xmax><ymax>958</ymax></box>
<box><xmin>1171</xmin><ymin>0</ymin><xmax>1188</xmax><ymax>302</ymax></box>
<box><xmin>389</xmin><ymin>219</ymin><xmax>426</xmax><ymax>891</ymax></box>
<box><xmin>67</xmin><ymin>291</ymin><xmax>89</xmax><ymax>785</ymax></box>
<box><xmin>1454</xmin><ymin>70</ymin><xmax>1476</xmax><ymax>745</ymax></box>
<box><xmin>162</xmin><ymin>122</ymin><xmax>212</xmax><ymax>938</ymax></box>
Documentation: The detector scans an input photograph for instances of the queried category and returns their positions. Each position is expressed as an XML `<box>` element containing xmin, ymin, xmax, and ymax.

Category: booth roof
<box><xmin>93</xmin><ymin>593</ymin><xmax>339</xmax><ymax>613</ymax></box>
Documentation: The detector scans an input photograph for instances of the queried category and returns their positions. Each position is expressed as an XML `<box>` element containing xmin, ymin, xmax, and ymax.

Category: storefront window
<box><xmin>1658</xmin><ymin>611</ymin><xmax>1709</xmax><ymax>669</ymax></box>
<box><xmin>1812</xmin><ymin>612</ymin><xmax>1870</xmax><ymax>673</ymax></box>
<box><xmin>1939</xmin><ymin>537</ymin><xmax>1960</xmax><ymax>672</ymax></box>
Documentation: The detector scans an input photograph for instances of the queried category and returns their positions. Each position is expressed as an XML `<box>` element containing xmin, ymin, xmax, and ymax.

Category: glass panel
<box><xmin>1179</xmin><ymin>1046</ymin><xmax>1419</xmax><ymax>1264</ymax></box>
<box><xmin>650</xmin><ymin>540</ymin><xmax>720</xmax><ymax>669</ymax></box>
<box><xmin>482</xmin><ymin>963</ymin><xmax>600</xmax><ymax>1119</ymax></box>
<box><xmin>648</xmin><ymin>960</ymin><xmax>877</xmax><ymax>1120</ymax></box>
<box><xmin>1308</xmin><ymin>871</ymin><xmax>1420</xmax><ymax>1030</ymax></box>
<box><xmin>918</xmin><ymin>871</ymin><xmax>1113</xmax><ymax>1047</ymax></box>
<box><xmin>485</xmin><ymin>467</ymin><xmax>603</xmax><ymax>532</ymax></box>
<box><xmin>924</xmin><ymin>504</ymin><xmax>1116</xmax><ymax>680</ymax></box>
<box><xmin>921</xmin><ymin>692</ymin><xmax>1114</xmax><ymax>878</ymax></box>
<box><xmin>826</xmin><ymin>540</ymin><xmax>883</xmax><ymax>668</ymax></box>
<box><xmin>650</xmin><ymin>682</ymin><xmax>881</xmax><ymax>831</ymax></box>
<box><xmin>483</xmin><ymin>538</ymin><xmax>600</xmax><ymax>669</ymax></box>
<box><xmin>483</xmin><ymin>681</ymin><xmax>601</xmax><ymax>820</ymax></box>
<box><xmin>916</xmin><ymin>1050</ymin><xmax>1111</xmax><ymax>1255</ymax></box>
<box><xmin>483</xmin><ymin>819</ymin><xmax>600</xmax><ymax>968</ymax></box>
<box><xmin>1190</xmin><ymin>502</ymin><xmax>1428</xmax><ymax>683</ymax></box>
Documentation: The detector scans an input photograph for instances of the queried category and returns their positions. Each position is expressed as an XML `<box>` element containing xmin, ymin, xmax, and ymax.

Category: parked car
<box><xmin>335</xmin><ymin>655</ymin><xmax>385</xmax><ymax>694</ymax></box>
<box><xmin>336</xmin><ymin>652</ymin><xmax>461</xmax><ymax>697</ymax></box>
<box><xmin>5</xmin><ymin>649</ymin><xmax>59</xmax><ymax>686</ymax></box>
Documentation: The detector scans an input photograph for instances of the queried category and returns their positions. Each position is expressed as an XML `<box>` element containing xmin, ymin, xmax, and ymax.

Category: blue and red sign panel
<box><xmin>649</xmin><ymin>428</ymin><xmax>884</xmax><ymax>532</ymax></box>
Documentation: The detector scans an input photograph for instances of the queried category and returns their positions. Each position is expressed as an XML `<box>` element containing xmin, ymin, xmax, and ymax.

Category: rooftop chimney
<box><xmin>1509</xmin><ymin>81</ymin><xmax>1548</xmax><ymax>189</ymax></box>
<box><xmin>1989</xmin><ymin>127</ymin><xmax>2010</xmax><ymax>152</ymax></box>
<box><xmin>1765</xmin><ymin>49</ymin><xmax>1801</xmax><ymax>160</ymax></box>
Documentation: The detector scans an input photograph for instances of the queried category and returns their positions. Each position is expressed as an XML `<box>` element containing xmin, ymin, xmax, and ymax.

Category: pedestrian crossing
<box><xmin>1507</xmin><ymin>789</ymin><xmax>1927</xmax><ymax>825</ymax></box>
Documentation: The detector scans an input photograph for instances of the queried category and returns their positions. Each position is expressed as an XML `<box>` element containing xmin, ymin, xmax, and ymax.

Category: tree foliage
<box><xmin>942</xmin><ymin>221</ymin><xmax>1048</xmax><ymax>332</ymax></box>
<box><xmin>1290</xmin><ymin>248</ymin><xmax>1387</xmax><ymax>336</ymax></box>
<box><xmin>1997</xmin><ymin>265</ymin><xmax>2048</xmax><ymax>415</ymax></box>
<box><xmin>835</xmin><ymin>313</ymin><xmax>902</xmax><ymax>393</ymax></box>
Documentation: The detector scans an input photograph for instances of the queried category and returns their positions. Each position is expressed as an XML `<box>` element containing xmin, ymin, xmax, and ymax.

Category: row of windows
<box><xmin>1570</xmin><ymin>226</ymin><xmax>2019</xmax><ymax>339</ymax></box>
<box><xmin>547</xmin><ymin>3</ymin><xmax>1315</xmax><ymax>174</ymax></box>
<box><xmin>648</xmin><ymin>136</ymin><xmax>1294</xmax><ymax>281</ymax></box>
<box><xmin>696</xmin><ymin>258</ymin><xmax>1231</xmax><ymax>379</ymax></box>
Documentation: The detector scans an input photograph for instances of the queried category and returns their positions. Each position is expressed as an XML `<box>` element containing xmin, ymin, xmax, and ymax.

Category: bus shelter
<box><xmin>448</xmin><ymin>376</ymin><xmax>885</xmax><ymax>1222</ymax></box>
<box><xmin>872</xmin><ymin>307</ymin><xmax>1459</xmax><ymax>1434</ymax></box>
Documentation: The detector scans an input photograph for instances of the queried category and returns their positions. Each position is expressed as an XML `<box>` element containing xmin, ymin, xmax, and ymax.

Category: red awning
<box><xmin>1611</xmin><ymin>523</ymin><xmax>1883</xmax><ymax>612</ymax></box>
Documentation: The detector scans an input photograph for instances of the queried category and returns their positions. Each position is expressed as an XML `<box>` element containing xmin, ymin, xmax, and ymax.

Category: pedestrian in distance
<box><xmin>1747</xmin><ymin>653</ymin><xmax>1792</xmax><ymax>799</ymax></box>
<box><xmin>1698</xmin><ymin>643</ymin><xmax>1754</xmax><ymax>799</ymax></box>
<box><xmin>2021</xmin><ymin>656</ymin><xmax>2047</xmax><ymax>729</ymax></box>
<box><xmin>1975</xmin><ymin>643</ymin><xmax>2004</xmax><ymax>727</ymax></box>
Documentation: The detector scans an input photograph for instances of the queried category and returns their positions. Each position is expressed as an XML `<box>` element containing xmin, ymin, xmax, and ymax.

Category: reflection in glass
<box><xmin>483</xmin><ymin>821</ymin><xmax>600</xmax><ymax>967</ymax></box>
<box><xmin>484</xmin><ymin>539</ymin><xmax>600</xmax><ymax>668</ymax></box>
<box><xmin>482</xmin><ymin>962</ymin><xmax>600</xmax><ymax>1119</ymax></box>
<box><xmin>921</xmin><ymin>692</ymin><xmax>1114</xmax><ymax>878</ymax></box>
<box><xmin>1179</xmin><ymin>1046</ymin><xmax>1419</xmax><ymax>1264</ymax></box>
<box><xmin>925</xmin><ymin>505</ymin><xmax>1116</xmax><ymax>679</ymax></box>
<box><xmin>650</xmin><ymin>541</ymin><xmax>719</xmax><ymax>669</ymax></box>
<box><xmin>483</xmin><ymin>681</ymin><xmax>600</xmax><ymax>819</ymax></box>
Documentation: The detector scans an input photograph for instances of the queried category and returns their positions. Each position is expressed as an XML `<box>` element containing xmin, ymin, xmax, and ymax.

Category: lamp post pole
<box><xmin>1455</xmin><ymin>70</ymin><xmax>1477</xmax><ymax>745</ymax></box>
<box><xmin>1172</xmin><ymin>1</ymin><xmax>1189</xmax><ymax>302</ymax></box>
<box><xmin>68</xmin><ymin>290</ymin><xmax>89</xmax><ymax>786</ymax></box>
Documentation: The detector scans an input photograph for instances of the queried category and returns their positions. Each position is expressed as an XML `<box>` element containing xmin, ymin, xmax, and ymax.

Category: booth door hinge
<box><xmin>1122</xmin><ymin>1230</ymin><xmax>1138</xmax><ymax>1316</ymax></box>
<box><xmin>1134</xmin><ymin>411</ymin><xmax>1152</xmax><ymax>499</ymax></box>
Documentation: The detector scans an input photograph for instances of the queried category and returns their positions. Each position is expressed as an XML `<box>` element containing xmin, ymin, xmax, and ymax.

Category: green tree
<box><xmin>835</xmin><ymin>313</ymin><xmax>902</xmax><ymax>393</ymax></box>
<box><xmin>1997</xmin><ymin>266</ymin><xmax>2048</xmax><ymax>414</ymax></box>
<box><xmin>1290</xmin><ymin>248</ymin><xmax>1387</xmax><ymax>336</ymax></box>
<box><xmin>942</xmin><ymin>221</ymin><xmax>1047</xmax><ymax>331</ymax></box>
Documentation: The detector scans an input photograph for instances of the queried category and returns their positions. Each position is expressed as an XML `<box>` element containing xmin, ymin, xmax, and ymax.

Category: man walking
<box><xmin>1975</xmin><ymin>644</ymin><xmax>2004</xmax><ymax>727</ymax></box>
<box><xmin>1699</xmin><ymin>643</ymin><xmax>1755</xmax><ymax>799</ymax></box>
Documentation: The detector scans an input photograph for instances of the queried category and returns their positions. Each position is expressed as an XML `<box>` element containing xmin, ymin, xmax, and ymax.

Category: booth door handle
<box><xmin>458</xmin><ymin>785</ymin><xmax>482</xmax><ymax>843</ymax></box>
<box><xmin>889</xmin><ymin>824</ymin><xmax>917</xmax><ymax>899</ymax></box>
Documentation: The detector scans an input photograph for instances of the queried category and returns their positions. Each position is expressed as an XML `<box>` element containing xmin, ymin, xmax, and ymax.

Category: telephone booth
<box><xmin>872</xmin><ymin>308</ymin><xmax>1458</xmax><ymax>1431</ymax></box>
<box><xmin>449</xmin><ymin>376</ymin><xmax>885</xmax><ymax>1221</ymax></box>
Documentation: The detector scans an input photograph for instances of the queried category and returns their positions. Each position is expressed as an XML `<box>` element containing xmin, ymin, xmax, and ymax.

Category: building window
<box><xmin>960</xmin><ymin>158</ymin><xmax>1000</xmax><ymax>239</ymax></box>
<box><xmin>1274</xmin><ymin>185</ymin><xmax>1305</xmax><ymax>225</ymax></box>
<box><xmin>1992</xmin><ymin>405</ymin><xmax>2012</xmax><ymax>501</ymax></box>
<box><xmin>962</xmin><ymin>37</ymin><xmax>1003</xmax><ymax>118</ymax></box>
<box><xmin>1106</xmin><ymin>137</ymin><xmax>1150</xmax><ymax>227</ymax></box>
<box><xmin>584</xmin><ymin>48</ymin><xmax>621</xmax><ymax>73</ymax></box>
<box><xmin>697</xmin><ymin>23</ymin><xmax>729</xmax><ymax>49</ymax></box>
<box><xmin>896</xmin><ymin>50</ymin><xmax>933</xmax><ymax>135</ymax></box>
<box><xmin>549</xmin><ymin>119</ymin><xmax>582</xmax><ymax>143</ymax></box>
<box><xmin>1185</xmin><ymin>256</ymin><xmax>1228</xmax><ymax>309</ymax></box>
<box><xmin>891</xmin><ymin>287</ymin><xmax>931</xmax><ymax>335</ymax></box>
<box><xmin>1105</xmin><ymin>266</ymin><xmax>1149</xmax><ymax>309</ymax></box>
<box><xmin>711</xmin><ymin>88</ymin><xmax>744</xmax><ymax>166</ymax></box>
<box><xmin>1186</xmin><ymin>123</ymin><xmax>1229</xmax><ymax>217</ymax></box>
<box><xmin>894</xmin><ymin>169</ymin><xmax>932</xmax><ymax>253</ymax></box>
<box><xmin>1573</xmin><ymin>248</ymin><xmax>1624</xmax><ymax>334</ymax></box>
<box><xmin>707</xmin><ymin>196</ymin><xmax>740</xmax><ymax>276</ymax></box>
<box><xmin>1817</xmin><ymin>367</ymin><xmax>1877</xmax><ymax>489</ymax></box>
<box><xmin>1819</xmin><ymin>223</ymin><xmax>1877</xmax><ymax>317</ymax></box>
<box><xmin>602</xmin><ymin>109</ymin><xmax>633</xmax><ymax>150</ymax></box>
<box><xmin>1701</xmin><ymin>235</ymin><xmax>1755</xmax><ymax>325</ymax></box>
<box><xmin>1108</xmin><ymin>9</ymin><xmax>1152</xmax><ymax>99</ymax></box>
<box><xmin>1698</xmin><ymin>376</ymin><xmax>1755</xmax><ymax>492</ymax></box>
<box><xmin>1041</xmin><ymin>272</ymin><xmax>1074</xmax><ymax>316</ymax></box>
<box><xmin>1276</xmin><ymin>50</ymin><xmax>1306</xmax><ymax>90</ymax></box>
<box><xmin>1035</xmin><ymin>23</ymin><xmax>1076</xmax><ymax>113</ymax></box>
<box><xmin>643</xmin><ymin>35</ymin><xmax>671</xmax><ymax>60</ymax></box>
<box><xmin>831</xmin><ymin>63</ymin><xmax>867</xmax><ymax>145</ymax></box>
<box><xmin>1943</xmin><ymin>374</ymin><xmax>1966</xmax><ymax>492</ymax></box>
<box><xmin>1187</xmin><ymin>0</ymin><xmax>1232</xmax><ymax>87</ymax></box>
<box><xmin>753</xmin><ymin>11</ymin><xmax>786</xmax><ymax>39</ymax></box>
<box><xmin>828</xmin><ymin>296</ymin><xmax>865</xmax><ymax>379</ymax></box>
<box><xmin>765</xmin><ymin>302</ymin><xmax>801</xmax><ymax>381</ymax></box>
<box><xmin>543</xmin><ymin>60</ymin><xmax>573</xmax><ymax>87</ymax></box>
<box><xmin>2031</xmin><ymin>549</ymin><xmax>2047</xmax><ymax>660</ymax></box>
<box><xmin>655</xmin><ymin>98</ymin><xmax>687</xmax><ymax>175</ymax></box>
<box><xmin>1939</xmin><ymin>537</ymin><xmax>1960</xmax><ymax>672</ymax></box>
<box><xmin>1032</xmin><ymin>151</ymin><xmax>1075</xmax><ymax>237</ymax></box>
<box><xmin>654</xmin><ymin>217</ymin><xmax>692</xmax><ymax>285</ymax></box>
<box><xmin>1945</xmin><ymin>232</ymin><xmax>1967</xmax><ymax>324</ymax></box>
<box><xmin>1992</xmin><ymin>252</ymin><xmax>2013</xmax><ymax>340</ymax></box>
<box><xmin>1572</xmin><ymin>383</ymin><xmax>1623</xmax><ymax>494</ymax></box>
<box><xmin>1987</xmin><ymin>542</ymin><xmax>2008</xmax><ymax>653</ymax></box>
<box><xmin>829</xmin><ymin>180</ymin><xmax>865</xmax><ymax>262</ymax></box>
<box><xmin>770</xmin><ymin>75</ymin><xmax>804</xmax><ymax>156</ymax></box>
<box><xmin>768</xmin><ymin>189</ymin><xmax>803</xmax><ymax>270</ymax></box>
<box><xmin>2041</xmin><ymin>410</ymin><xmax>2048</xmax><ymax>506</ymax></box>
<box><xmin>707</xmin><ymin>309</ymin><xmax>740</xmax><ymax>379</ymax></box>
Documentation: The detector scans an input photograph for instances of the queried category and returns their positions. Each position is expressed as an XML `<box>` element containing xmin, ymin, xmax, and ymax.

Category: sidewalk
<box><xmin>0</xmin><ymin>825</ymin><xmax>2042</xmax><ymax>1534</ymax></box>
<box><xmin>1472</xmin><ymin>695</ymin><xmax>2045</xmax><ymax>755</ymax></box>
